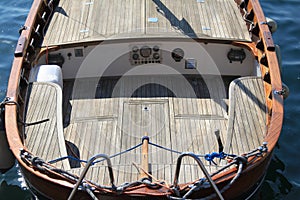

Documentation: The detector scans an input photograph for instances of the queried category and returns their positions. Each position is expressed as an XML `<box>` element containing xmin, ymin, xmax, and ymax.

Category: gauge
<box><xmin>132</xmin><ymin>46</ymin><xmax>139</xmax><ymax>52</ymax></box>
<box><xmin>153</xmin><ymin>45</ymin><xmax>160</xmax><ymax>52</ymax></box>
<box><xmin>140</xmin><ymin>46</ymin><xmax>152</xmax><ymax>58</ymax></box>
<box><xmin>132</xmin><ymin>53</ymin><xmax>139</xmax><ymax>60</ymax></box>
<box><xmin>153</xmin><ymin>53</ymin><xmax>160</xmax><ymax>59</ymax></box>
<box><xmin>172</xmin><ymin>48</ymin><xmax>184</xmax><ymax>62</ymax></box>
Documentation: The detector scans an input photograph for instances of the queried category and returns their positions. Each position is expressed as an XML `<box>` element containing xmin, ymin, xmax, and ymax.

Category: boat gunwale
<box><xmin>4</xmin><ymin>0</ymin><xmax>284</xmax><ymax>198</ymax></box>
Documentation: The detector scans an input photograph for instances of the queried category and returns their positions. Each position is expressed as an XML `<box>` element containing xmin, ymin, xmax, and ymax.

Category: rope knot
<box><xmin>234</xmin><ymin>156</ymin><xmax>248</xmax><ymax>165</ymax></box>
<box><xmin>32</xmin><ymin>157</ymin><xmax>45</xmax><ymax>166</ymax></box>
<box><xmin>204</xmin><ymin>152</ymin><xmax>226</xmax><ymax>162</ymax></box>
<box><xmin>142</xmin><ymin>136</ymin><xmax>150</xmax><ymax>142</ymax></box>
<box><xmin>31</xmin><ymin>157</ymin><xmax>46</xmax><ymax>172</ymax></box>
<box><xmin>204</xmin><ymin>152</ymin><xmax>227</xmax><ymax>165</ymax></box>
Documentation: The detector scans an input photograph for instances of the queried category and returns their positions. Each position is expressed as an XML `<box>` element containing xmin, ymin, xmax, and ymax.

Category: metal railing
<box><xmin>68</xmin><ymin>154</ymin><xmax>115</xmax><ymax>200</ymax></box>
<box><xmin>173</xmin><ymin>152</ymin><xmax>224</xmax><ymax>200</ymax></box>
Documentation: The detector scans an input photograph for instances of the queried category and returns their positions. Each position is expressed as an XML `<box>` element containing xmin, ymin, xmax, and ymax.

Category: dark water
<box><xmin>0</xmin><ymin>0</ymin><xmax>299</xmax><ymax>199</ymax></box>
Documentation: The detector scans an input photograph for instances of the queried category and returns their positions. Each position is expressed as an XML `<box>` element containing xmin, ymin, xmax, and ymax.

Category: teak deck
<box><xmin>43</xmin><ymin>0</ymin><xmax>251</xmax><ymax>46</ymax></box>
<box><xmin>24</xmin><ymin>75</ymin><xmax>266</xmax><ymax>185</ymax></box>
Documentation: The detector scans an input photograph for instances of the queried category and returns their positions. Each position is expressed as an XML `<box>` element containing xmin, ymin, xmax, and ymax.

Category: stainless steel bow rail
<box><xmin>172</xmin><ymin>152</ymin><xmax>224</xmax><ymax>200</ymax></box>
<box><xmin>19</xmin><ymin>138</ymin><xmax>268</xmax><ymax>199</ymax></box>
<box><xmin>68</xmin><ymin>154</ymin><xmax>115</xmax><ymax>200</ymax></box>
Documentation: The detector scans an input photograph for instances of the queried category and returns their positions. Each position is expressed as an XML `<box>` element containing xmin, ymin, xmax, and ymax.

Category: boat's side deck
<box><xmin>43</xmin><ymin>0</ymin><xmax>251</xmax><ymax>46</ymax></box>
<box><xmin>24</xmin><ymin>82</ymin><xmax>70</xmax><ymax>169</ymax></box>
<box><xmin>225</xmin><ymin>77</ymin><xmax>267</xmax><ymax>155</ymax></box>
<box><xmin>24</xmin><ymin>75</ymin><xmax>266</xmax><ymax>186</ymax></box>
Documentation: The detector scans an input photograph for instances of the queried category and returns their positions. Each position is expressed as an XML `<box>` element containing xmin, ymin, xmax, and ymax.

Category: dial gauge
<box><xmin>140</xmin><ymin>46</ymin><xmax>152</xmax><ymax>58</ymax></box>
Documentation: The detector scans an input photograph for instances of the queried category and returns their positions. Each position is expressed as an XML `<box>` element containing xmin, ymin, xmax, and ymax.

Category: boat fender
<box><xmin>0</xmin><ymin>101</ymin><xmax>15</xmax><ymax>172</ymax></box>
<box><xmin>282</xmin><ymin>82</ymin><xmax>290</xmax><ymax>99</ymax></box>
<box><xmin>274</xmin><ymin>83</ymin><xmax>289</xmax><ymax>100</ymax></box>
<box><xmin>266</xmin><ymin>17</ymin><xmax>278</xmax><ymax>33</ymax></box>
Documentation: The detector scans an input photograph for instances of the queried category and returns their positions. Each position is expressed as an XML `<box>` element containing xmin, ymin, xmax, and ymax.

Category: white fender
<box><xmin>282</xmin><ymin>82</ymin><xmax>290</xmax><ymax>100</ymax></box>
<box><xmin>0</xmin><ymin>111</ymin><xmax>15</xmax><ymax>171</ymax></box>
<box><xmin>266</xmin><ymin>17</ymin><xmax>278</xmax><ymax>33</ymax></box>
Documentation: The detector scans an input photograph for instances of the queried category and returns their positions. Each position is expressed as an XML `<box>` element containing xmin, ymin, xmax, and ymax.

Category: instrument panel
<box><xmin>130</xmin><ymin>45</ymin><xmax>161</xmax><ymax>65</ymax></box>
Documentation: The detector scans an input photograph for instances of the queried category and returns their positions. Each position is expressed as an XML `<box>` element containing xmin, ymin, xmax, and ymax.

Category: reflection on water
<box><xmin>0</xmin><ymin>181</ymin><xmax>33</xmax><ymax>200</ymax></box>
<box><xmin>261</xmin><ymin>155</ymin><xmax>293</xmax><ymax>199</ymax></box>
<box><xmin>0</xmin><ymin>163</ymin><xmax>34</xmax><ymax>200</ymax></box>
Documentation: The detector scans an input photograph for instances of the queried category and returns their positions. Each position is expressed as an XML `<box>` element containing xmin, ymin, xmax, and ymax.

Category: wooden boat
<box><xmin>1</xmin><ymin>0</ymin><xmax>286</xmax><ymax>199</ymax></box>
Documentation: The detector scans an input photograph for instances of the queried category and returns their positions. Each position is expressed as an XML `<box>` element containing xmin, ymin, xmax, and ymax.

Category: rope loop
<box><xmin>31</xmin><ymin>157</ymin><xmax>46</xmax><ymax>172</ymax></box>
<box><xmin>142</xmin><ymin>136</ymin><xmax>149</xmax><ymax>142</ymax></box>
<box><xmin>32</xmin><ymin>157</ymin><xmax>45</xmax><ymax>166</ymax></box>
<box><xmin>234</xmin><ymin>156</ymin><xmax>248</xmax><ymax>165</ymax></box>
<box><xmin>0</xmin><ymin>97</ymin><xmax>19</xmax><ymax>109</ymax></box>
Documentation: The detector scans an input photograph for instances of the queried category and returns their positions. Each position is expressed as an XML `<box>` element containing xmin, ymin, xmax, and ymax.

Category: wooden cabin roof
<box><xmin>42</xmin><ymin>0</ymin><xmax>251</xmax><ymax>46</ymax></box>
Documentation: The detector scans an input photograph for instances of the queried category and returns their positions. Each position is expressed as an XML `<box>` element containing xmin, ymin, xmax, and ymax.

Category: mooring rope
<box><xmin>20</xmin><ymin>137</ymin><xmax>268</xmax><ymax>198</ymax></box>
<box><xmin>48</xmin><ymin>141</ymin><xmax>143</xmax><ymax>165</ymax></box>
<box><xmin>48</xmin><ymin>136</ymin><xmax>238</xmax><ymax>166</ymax></box>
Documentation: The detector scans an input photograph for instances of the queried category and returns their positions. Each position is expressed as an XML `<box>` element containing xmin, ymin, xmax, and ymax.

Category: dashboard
<box><xmin>40</xmin><ymin>40</ymin><xmax>255</xmax><ymax>79</ymax></box>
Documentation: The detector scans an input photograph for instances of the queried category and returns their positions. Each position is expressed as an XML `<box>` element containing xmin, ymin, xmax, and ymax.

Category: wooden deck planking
<box><xmin>224</xmin><ymin>77</ymin><xmax>266</xmax><ymax>156</ymax></box>
<box><xmin>43</xmin><ymin>0</ymin><xmax>251</xmax><ymax>46</ymax></box>
<box><xmin>227</xmin><ymin>0</ymin><xmax>248</xmax><ymax>39</ymax></box>
<box><xmin>147</xmin><ymin>0</ymin><xmax>179</xmax><ymax>34</ymax></box>
<box><xmin>24</xmin><ymin>75</ymin><xmax>266</xmax><ymax>186</ymax></box>
<box><xmin>60</xmin><ymin>0</ymin><xmax>73</xmax><ymax>43</ymax></box>
<box><xmin>25</xmin><ymin>82</ymin><xmax>70</xmax><ymax>169</ymax></box>
<box><xmin>62</xmin><ymin>76</ymin><xmax>232</xmax><ymax>182</ymax></box>
<box><xmin>204</xmin><ymin>0</ymin><xmax>219</xmax><ymax>37</ymax></box>
<box><xmin>239</xmin><ymin>80</ymin><xmax>257</xmax><ymax>151</ymax></box>
<box><xmin>248</xmin><ymin>78</ymin><xmax>267</xmax><ymax>137</ymax></box>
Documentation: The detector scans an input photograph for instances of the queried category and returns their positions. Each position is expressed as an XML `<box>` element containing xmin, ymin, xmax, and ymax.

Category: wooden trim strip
<box><xmin>247</xmin><ymin>0</ymin><xmax>284</xmax><ymax>150</ymax></box>
<box><xmin>14</xmin><ymin>36</ymin><xmax>28</xmax><ymax>57</ymax></box>
<box><xmin>5</xmin><ymin>0</ymin><xmax>54</xmax><ymax>174</ymax></box>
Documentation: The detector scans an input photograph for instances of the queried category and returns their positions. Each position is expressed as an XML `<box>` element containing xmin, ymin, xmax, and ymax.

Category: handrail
<box><xmin>68</xmin><ymin>154</ymin><xmax>115</xmax><ymax>200</ymax></box>
<box><xmin>173</xmin><ymin>152</ymin><xmax>224</xmax><ymax>200</ymax></box>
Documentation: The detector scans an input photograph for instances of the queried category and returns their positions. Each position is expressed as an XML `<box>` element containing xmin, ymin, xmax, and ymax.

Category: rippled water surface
<box><xmin>0</xmin><ymin>0</ymin><xmax>299</xmax><ymax>199</ymax></box>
